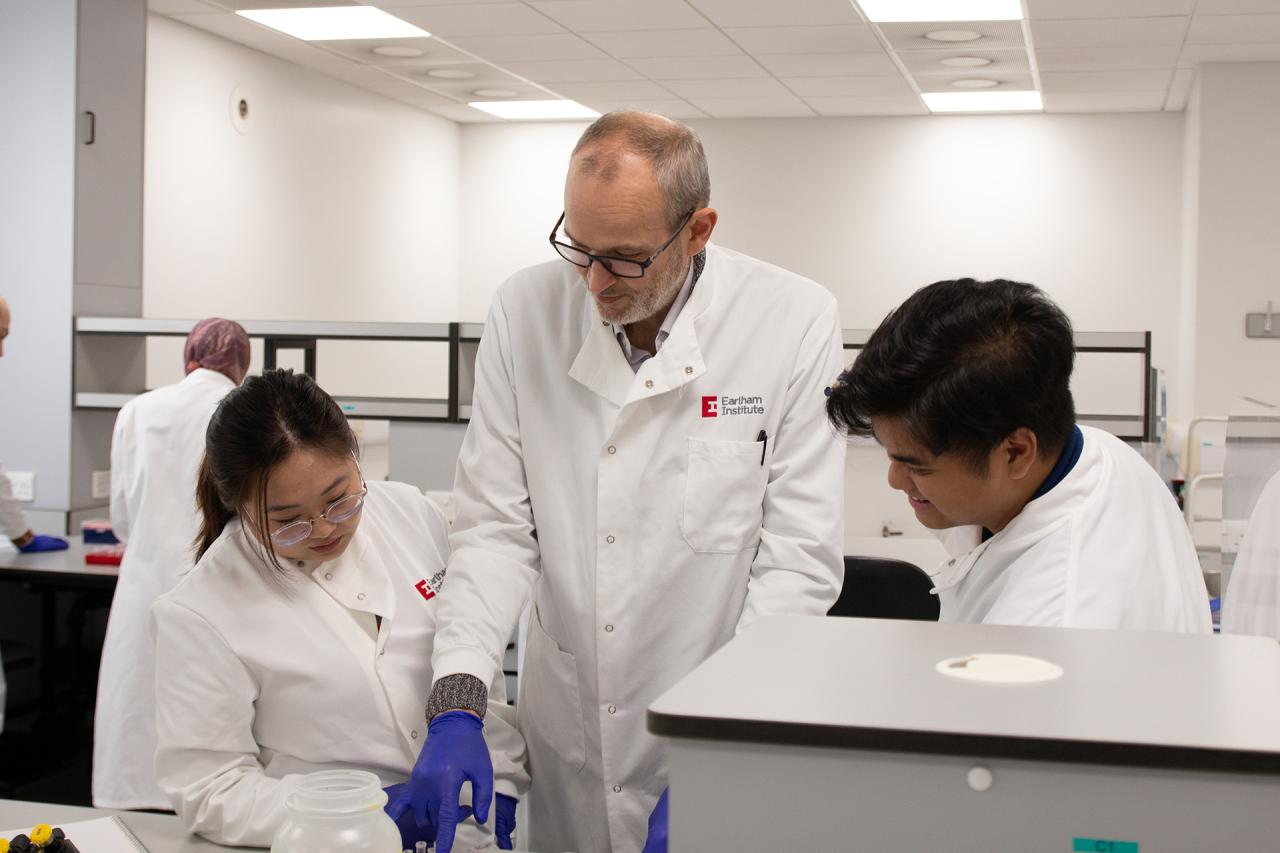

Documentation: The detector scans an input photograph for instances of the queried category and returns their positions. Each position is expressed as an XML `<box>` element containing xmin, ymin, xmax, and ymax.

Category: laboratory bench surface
<box><xmin>0</xmin><ymin>538</ymin><xmax>118</xmax><ymax>586</ymax></box>
<box><xmin>0</xmin><ymin>799</ymin><xmax>238</xmax><ymax>851</ymax></box>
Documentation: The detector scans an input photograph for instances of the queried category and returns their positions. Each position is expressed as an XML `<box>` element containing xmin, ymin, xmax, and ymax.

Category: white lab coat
<box><xmin>433</xmin><ymin>244</ymin><xmax>847</xmax><ymax>853</ymax></box>
<box><xmin>934</xmin><ymin>426</ymin><xmax>1212</xmax><ymax>632</ymax></box>
<box><xmin>1222</xmin><ymin>469</ymin><xmax>1280</xmax><ymax>639</ymax></box>
<box><xmin>93</xmin><ymin>368</ymin><xmax>237</xmax><ymax>809</ymax></box>
<box><xmin>150</xmin><ymin>480</ymin><xmax>528</xmax><ymax>848</ymax></box>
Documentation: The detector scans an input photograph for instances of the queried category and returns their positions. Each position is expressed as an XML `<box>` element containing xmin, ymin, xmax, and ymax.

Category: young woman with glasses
<box><xmin>149</xmin><ymin>369</ymin><xmax>527</xmax><ymax>849</ymax></box>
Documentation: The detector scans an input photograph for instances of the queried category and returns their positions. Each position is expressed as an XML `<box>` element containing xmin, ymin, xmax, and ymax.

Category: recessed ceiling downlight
<box><xmin>427</xmin><ymin>68</ymin><xmax>476</xmax><ymax>79</ymax></box>
<box><xmin>941</xmin><ymin>56</ymin><xmax>992</xmax><ymax>68</ymax></box>
<box><xmin>952</xmin><ymin>78</ymin><xmax>999</xmax><ymax>89</ymax></box>
<box><xmin>925</xmin><ymin>30</ymin><xmax>983</xmax><ymax>43</ymax></box>
<box><xmin>473</xmin><ymin>88</ymin><xmax>519</xmax><ymax>98</ymax></box>
<box><xmin>372</xmin><ymin>45</ymin><xmax>423</xmax><ymax>58</ymax></box>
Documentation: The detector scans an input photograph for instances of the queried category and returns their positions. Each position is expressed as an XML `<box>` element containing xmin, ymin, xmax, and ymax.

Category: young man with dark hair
<box><xmin>828</xmin><ymin>278</ymin><xmax>1211</xmax><ymax>631</ymax></box>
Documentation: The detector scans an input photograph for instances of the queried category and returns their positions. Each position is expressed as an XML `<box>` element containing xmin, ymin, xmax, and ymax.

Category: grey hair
<box><xmin>570</xmin><ymin>111</ymin><xmax>710</xmax><ymax>229</ymax></box>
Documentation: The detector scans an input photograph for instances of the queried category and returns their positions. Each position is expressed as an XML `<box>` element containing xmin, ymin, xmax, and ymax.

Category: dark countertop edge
<box><xmin>648</xmin><ymin>709</ymin><xmax>1280</xmax><ymax>776</ymax></box>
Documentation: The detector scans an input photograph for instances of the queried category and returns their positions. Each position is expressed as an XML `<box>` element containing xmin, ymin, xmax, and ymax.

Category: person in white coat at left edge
<box><xmin>406</xmin><ymin>111</ymin><xmax>847</xmax><ymax>853</ymax></box>
<box><xmin>94</xmin><ymin>318</ymin><xmax>250</xmax><ymax>810</ymax></box>
<box><xmin>150</xmin><ymin>370</ymin><xmax>527</xmax><ymax>849</ymax></box>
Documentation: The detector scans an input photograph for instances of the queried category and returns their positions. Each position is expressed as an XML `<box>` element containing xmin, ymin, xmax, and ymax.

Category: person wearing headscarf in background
<box><xmin>93</xmin><ymin>317</ymin><xmax>252</xmax><ymax>810</ymax></box>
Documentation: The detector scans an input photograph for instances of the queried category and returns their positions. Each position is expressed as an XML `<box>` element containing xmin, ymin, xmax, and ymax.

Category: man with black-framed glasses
<box><xmin>408</xmin><ymin>111</ymin><xmax>847</xmax><ymax>853</ymax></box>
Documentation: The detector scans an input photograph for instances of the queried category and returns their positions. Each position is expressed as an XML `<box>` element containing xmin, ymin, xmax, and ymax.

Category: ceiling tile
<box><xmin>168</xmin><ymin>12</ymin><xmax>288</xmax><ymax>43</ymax></box>
<box><xmin>374</xmin><ymin>86</ymin><xmax>462</xmax><ymax>108</ymax></box>
<box><xmin>1034</xmin><ymin>45</ymin><xmax>1180</xmax><ymax>71</ymax></box>
<box><xmin>318</xmin><ymin>64</ymin><xmax>406</xmax><ymax>86</ymax></box>
<box><xmin>1030</xmin><ymin>17</ymin><xmax>1189</xmax><ymax>48</ymax></box>
<box><xmin>389</xmin><ymin>4</ymin><xmax>563</xmax><ymax>36</ymax></box>
<box><xmin>529</xmin><ymin>0</ymin><xmax>709</xmax><ymax>32</ymax></box>
<box><xmin>1042</xmin><ymin>91</ymin><xmax>1167</xmax><ymax>111</ymax></box>
<box><xmin>722</xmin><ymin>24</ymin><xmax>881</xmax><ymax>54</ymax></box>
<box><xmin>686</xmin><ymin>0</ymin><xmax>861</xmax><ymax>29</ymax></box>
<box><xmin>914</xmin><ymin>72</ymin><xmax>1035</xmax><ymax>92</ymax></box>
<box><xmin>687</xmin><ymin>95</ymin><xmax>816</xmax><ymax>117</ymax></box>
<box><xmin>879</xmin><ymin>20</ymin><xmax>1024</xmax><ymax>52</ymax></box>
<box><xmin>662</xmin><ymin>77</ymin><xmax>791</xmax><ymax>99</ymax></box>
<box><xmin>447</xmin><ymin>33</ymin><xmax>607</xmax><ymax>60</ymax></box>
<box><xmin>627</xmin><ymin>55</ymin><xmax>768</xmax><ymax>80</ymax></box>
<box><xmin>248</xmin><ymin>39</ymin><xmax>355</xmax><ymax>67</ymax></box>
<box><xmin>218</xmin><ymin>0</ymin><xmax>353</xmax><ymax>8</ymax></box>
<box><xmin>318</xmin><ymin>37</ymin><xmax>474</xmax><ymax>66</ymax></box>
<box><xmin>581</xmin><ymin>98</ymin><xmax>709</xmax><ymax>119</ymax></box>
<box><xmin>782</xmin><ymin>75</ymin><xmax>915</xmax><ymax>97</ymax></box>
<box><xmin>582</xmin><ymin>28</ymin><xmax>743</xmax><ymax>58</ymax></box>
<box><xmin>753</xmin><ymin>52</ymin><xmax>900</xmax><ymax>77</ymax></box>
<box><xmin>398</xmin><ymin>64</ymin><xmax>546</xmax><ymax>89</ymax></box>
<box><xmin>436</xmin><ymin>80</ymin><xmax>550</xmax><ymax>99</ymax></box>
<box><xmin>898</xmin><ymin>48</ymin><xmax>1029</xmax><ymax>74</ymax></box>
<box><xmin>149</xmin><ymin>0</ymin><xmax>223</xmax><ymax>13</ymax></box>
<box><xmin>549</xmin><ymin>80</ymin><xmax>679</xmax><ymax>101</ymax></box>
<box><xmin>1040</xmin><ymin>69</ymin><xmax>1172</xmax><ymax>92</ymax></box>
<box><xmin>1187</xmin><ymin>13</ymin><xmax>1280</xmax><ymax>44</ymax></box>
<box><xmin>1177</xmin><ymin>41</ymin><xmax>1280</xmax><ymax>64</ymax></box>
<box><xmin>803</xmin><ymin>94</ymin><xmax>927</xmax><ymax>115</ymax></box>
<box><xmin>1195</xmin><ymin>0</ymin><xmax>1280</xmax><ymax>13</ymax></box>
<box><xmin>1026</xmin><ymin>0</ymin><xmax>1195</xmax><ymax>19</ymax></box>
<box><xmin>501</xmin><ymin>58</ymin><xmax>646</xmax><ymax>83</ymax></box>
<box><xmin>424</xmin><ymin>103</ymin><xmax>504</xmax><ymax>122</ymax></box>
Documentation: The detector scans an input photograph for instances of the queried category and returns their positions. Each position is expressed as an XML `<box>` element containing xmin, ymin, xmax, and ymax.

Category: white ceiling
<box><xmin>153</xmin><ymin>0</ymin><xmax>1280</xmax><ymax>122</ymax></box>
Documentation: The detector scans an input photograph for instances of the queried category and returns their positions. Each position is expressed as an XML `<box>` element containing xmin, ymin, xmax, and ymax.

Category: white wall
<box><xmin>460</xmin><ymin>114</ymin><xmax>1184</xmax><ymax>388</ymax></box>
<box><xmin>1189</xmin><ymin>62</ymin><xmax>1280</xmax><ymax>420</ymax></box>
<box><xmin>143</xmin><ymin>15</ymin><xmax>462</xmax><ymax>399</ymax></box>
<box><xmin>0</xmin><ymin>0</ymin><xmax>78</xmax><ymax>530</ymax></box>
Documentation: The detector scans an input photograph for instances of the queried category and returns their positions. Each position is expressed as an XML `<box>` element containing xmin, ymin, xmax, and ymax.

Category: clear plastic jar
<box><xmin>270</xmin><ymin>770</ymin><xmax>403</xmax><ymax>853</ymax></box>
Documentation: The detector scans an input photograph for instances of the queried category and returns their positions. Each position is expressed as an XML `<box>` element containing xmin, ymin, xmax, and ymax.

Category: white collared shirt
<box><xmin>612</xmin><ymin>250</ymin><xmax>704</xmax><ymax>372</ymax></box>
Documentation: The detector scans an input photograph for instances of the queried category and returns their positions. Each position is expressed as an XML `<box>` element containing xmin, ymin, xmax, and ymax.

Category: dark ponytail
<box><xmin>193</xmin><ymin>369</ymin><xmax>359</xmax><ymax>573</ymax></box>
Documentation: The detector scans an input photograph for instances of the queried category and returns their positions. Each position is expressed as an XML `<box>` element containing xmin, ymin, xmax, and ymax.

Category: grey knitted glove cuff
<box><xmin>426</xmin><ymin>673</ymin><xmax>489</xmax><ymax>722</ymax></box>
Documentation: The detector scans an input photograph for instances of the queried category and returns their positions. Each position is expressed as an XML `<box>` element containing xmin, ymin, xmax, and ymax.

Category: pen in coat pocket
<box><xmin>757</xmin><ymin>429</ymin><xmax>767</xmax><ymax>466</ymax></box>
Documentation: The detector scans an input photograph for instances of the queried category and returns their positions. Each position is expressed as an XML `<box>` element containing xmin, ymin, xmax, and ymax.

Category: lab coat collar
<box><xmin>931</xmin><ymin>427</ymin><xmax>1102</xmax><ymax>593</ymax></box>
<box><xmin>300</xmin><ymin>525</ymin><xmax>396</xmax><ymax>623</ymax></box>
<box><xmin>183</xmin><ymin>367</ymin><xmax>237</xmax><ymax>390</ymax></box>
<box><xmin>569</xmin><ymin>245</ymin><xmax>717</xmax><ymax>407</ymax></box>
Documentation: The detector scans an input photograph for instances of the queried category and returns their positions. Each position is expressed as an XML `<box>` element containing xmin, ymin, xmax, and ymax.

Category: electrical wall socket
<box><xmin>92</xmin><ymin>469</ymin><xmax>111</xmax><ymax>500</ymax></box>
<box><xmin>8</xmin><ymin>471</ymin><xmax>35</xmax><ymax>502</ymax></box>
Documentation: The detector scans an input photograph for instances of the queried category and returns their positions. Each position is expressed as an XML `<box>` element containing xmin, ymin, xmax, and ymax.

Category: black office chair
<box><xmin>828</xmin><ymin>556</ymin><xmax>940</xmax><ymax>621</ymax></box>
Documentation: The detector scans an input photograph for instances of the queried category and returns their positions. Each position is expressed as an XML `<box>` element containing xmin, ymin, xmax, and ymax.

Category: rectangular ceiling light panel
<box><xmin>922</xmin><ymin>90</ymin><xmax>1043</xmax><ymax>112</ymax></box>
<box><xmin>238</xmin><ymin>7</ymin><xmax>430</xmax><ymax>41</ymax></box>
<box><xmin>468</xmin><ymin>100</ymin><xmax>601</xmax><ymax>120</ymax></box>
<box><xmin>857</xmin><ymin>0</ymin><xmax>1022</xmax><ymax>22</ymax></box>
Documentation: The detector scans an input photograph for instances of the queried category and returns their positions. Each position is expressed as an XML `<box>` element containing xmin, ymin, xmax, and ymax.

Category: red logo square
<box><xmin>701</xmin><ymin>396</ymin><xmax>719</xmax><ymax>418</ymax></box>
<box><xmin>415</xmin><ymin>579</ymin><xmax>437</xmax><ymax>602</ymax></box>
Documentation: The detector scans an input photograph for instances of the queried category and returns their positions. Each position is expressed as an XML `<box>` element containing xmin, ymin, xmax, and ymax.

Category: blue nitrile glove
<box><xmin>641</xmin><ymin>788</ymin><xmax>669</xmax><ymax>853</ymax></box>
<box><xmin>495</xmin><ymin>793</ymin><xmax>517</xmax><ymax>850</ymax></box>
<box><xmin>385</xmin><ymin>783</ymin><xmax>437</xmax><ymax>849</ymax></box>
<box><xmin>408</xmin><ymin>710</ymin><xmax>494</xmax><ymax>853</ymax></box>
<box><xmin>18</xmin><ymin>535</ymin><xmax>69</xmax><ymax>553</ymax></box>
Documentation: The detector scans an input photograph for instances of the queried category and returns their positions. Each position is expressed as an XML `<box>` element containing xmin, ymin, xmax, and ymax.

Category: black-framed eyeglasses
<box><xmin>548</xmin><ymin>210</ymin><xmax>694</xmax><ymax>279</ymax></box>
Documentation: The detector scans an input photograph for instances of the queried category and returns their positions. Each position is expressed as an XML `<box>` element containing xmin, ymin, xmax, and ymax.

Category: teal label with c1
<box><xmin>1073</xmin><ymin>839</ymin><xmax>1139</xmax><ymax>853</ymax></box>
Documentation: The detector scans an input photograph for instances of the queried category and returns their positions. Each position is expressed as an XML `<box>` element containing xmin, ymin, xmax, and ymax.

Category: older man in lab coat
<box><xmin>93</xmin><ymin>318</ymin><xmax>251</xmax><ymax>810</ymax></box>
<box><xmin>405</xmin><ymin>112</ymin><xmax>846</xmax><ymax>853</ymax></box>
<box><xmin>827</xmin><ymin>278</ymin><xmax>1211</xmax><ymax>632</ymax></box>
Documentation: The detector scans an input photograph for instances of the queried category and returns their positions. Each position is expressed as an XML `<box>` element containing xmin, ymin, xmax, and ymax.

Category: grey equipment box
<box><xmin>649</xmin><ymin>616</ymin><xmax>1280</xmax><ymax>852</ymax></box>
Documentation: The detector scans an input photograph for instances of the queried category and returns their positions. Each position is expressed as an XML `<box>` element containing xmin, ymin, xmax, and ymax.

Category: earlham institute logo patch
<box><xmin>701</xmin><ymin>394</ymin><xmax>765</xmax><ymax>418</ymax></box>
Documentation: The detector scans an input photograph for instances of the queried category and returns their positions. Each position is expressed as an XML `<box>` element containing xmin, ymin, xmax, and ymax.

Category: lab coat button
<box><xmin>608</xmin><ymin>445</ymin><xmax>617</xmax><ymax>454</ymax></box>
<box><xmin>608</xmin><ymin>705</ymin><xmax>617</xmax><ymax>715</ymax></box>
<box><xmin>324</xmin><ymin>572</ymin><xmax>333</xmax><ymax>581</ymax></box>
<box><xmin>357</xmin><ymin>592</ymin><xmax>366</xmax><ymax>601</ymax></box>
<box><xmin>411</xmin><ymin>730</ymin><xmax>419</xmax><ymax>739</ymax></box>
<box><xmin>612</xmin><ymin>785</ymin><xmax>622</xmax><ymax>793</ymax></box>
<box><xmin>685</xmin><ymin>366</ymin><xmax>693</xmax><ymax>375</ymax></box>
<box><xmin>606</xmin><ymin>535</ymin><xmax>615</xmax><ymax>544</ymax></box>
<box><xmin>644</xmin><ymin>379</ymin><xmax>654</xmax><ymax>389</ymax></box>
<box><xmin>605</xmin><ymin>624</ymin><xmax>614</xmax><ymax>633</ymax></box>
<box><xmin>947</xmin><ymin>559</ymin><xmax>956</xmax><ymax>567</ymax></box>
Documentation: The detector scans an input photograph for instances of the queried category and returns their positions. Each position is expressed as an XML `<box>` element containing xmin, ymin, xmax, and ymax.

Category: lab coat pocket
<box><xmin>681</xmin><ymin>437</ymin><xmax>769</xmax><ymax>554</ymax></box>
<box><xmin>518</xmin><ymin>605</ymin><xmax>587</xmax><ymax>775</ymax></box>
